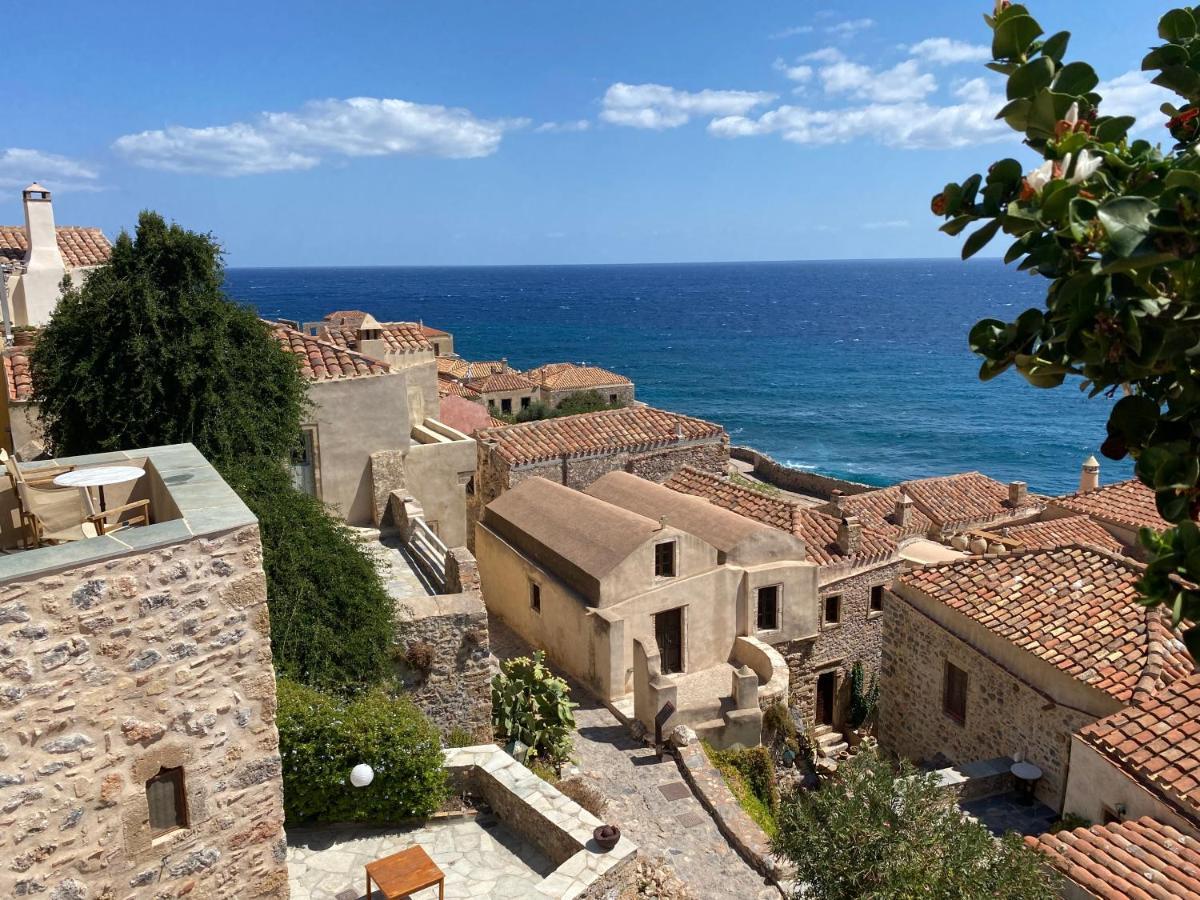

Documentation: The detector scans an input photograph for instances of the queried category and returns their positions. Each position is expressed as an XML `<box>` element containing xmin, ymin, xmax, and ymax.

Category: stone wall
<box><xmin>395</xmin><ymin>588</ymin><xmax>495</xmax><ymax>743</ymax></box>
<box><xmin>0</xmin><ymin>525</ymin><xmax>288</xmax><ymax>899</ymax></box>
<box><xmin>370</xmin><ymin>449</ymin><xmax>408</xmax><ymax>527</ymax></box>
<box><xmin>776</xmin><ymin>563</ymin><xmax>895</xmax><ymax>728</ymax></box>
<box><xmin>730</xmin><ymin>445</ymin><xmax>873</xmax><ymax>499</ymax></box>
<box><xmin>879</xmin><ymin>589</ymin><xmax>1100</xmax><ymax>809</ymax></box>
<box><xmin>543</xmin><ymin>384</ymin><xmax>636</xmax><ymax>410</ymax></box>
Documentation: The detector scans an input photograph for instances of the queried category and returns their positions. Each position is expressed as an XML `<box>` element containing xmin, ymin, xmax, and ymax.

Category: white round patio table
<box><xmin>1011</xmin><ymin>761</ymin><xmax>1043</xmax><ymax>805</ymax></box>
<box><xmin>53</xmin><ymin>465</ymin><xmax>145</xmax><ymax>516</ymax></box>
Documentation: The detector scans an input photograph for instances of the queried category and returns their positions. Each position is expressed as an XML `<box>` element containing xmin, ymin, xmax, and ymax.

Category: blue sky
<box><xmin>1</xmin><ymin>1</ymin><xmax>1176</xmax><ymax>266</ymax></box>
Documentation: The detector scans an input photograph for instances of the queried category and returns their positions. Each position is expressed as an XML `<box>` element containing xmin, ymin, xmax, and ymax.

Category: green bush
<box><xmin>222</xmin><ymin>458</ymin><xmax>395</xmax><ymax>694</ymax></box>
<box><xmin>848</xmin><ymin>662</ymin><xmax>878</xmax><ymax>730</ymax></box>
<box><xmin>445</xmin><ymin>726</ymin><xmax>477</xmax><ymax>748</ymax></box>
<box><xmin>763</xmin><ymin>701</ymin><xmax>796</xmax><ymax>743</ymax></box>
<box><xmin>705</xmin><ymin>742</ymin><xmax>779</xmax><ymax>837</ymax></box>
<box><xmin>276</xmin><ymin>678</ymin><xmax>448</xmax><ymax>825</ymax></box>
<box><xmin>492</xmin><ymin>651</ymin><xmax>577</xmax><ymax>765</ymax></box>
<box><xmin>554</xmin><ymin>390</ymin><xmax>625</xmax><ymax>416</ymax></box>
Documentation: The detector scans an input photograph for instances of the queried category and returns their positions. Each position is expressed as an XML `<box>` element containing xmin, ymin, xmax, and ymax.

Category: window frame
<box><xmin>529</xmin><ymin>581</ymin><xmax>542</xmax><ymax>614</ymax></box>
<box><xmin>146</xmin><ymin>766</ymin><xmax>188</xmax><ymax>839</ymax></box>
<box><xmin>943</xmin><ymin>661</ymin><xmax>968</xmax><ymax>725</ymax></box>
<box><xmin>756</xmin><ymin>584</ymin><xmax>782</xmax><ymax>632</ymax></box>
<box><xmin>521</xmin><ymin>396</ymin><xmax>531</xmax><ymax>409</ymax></box>
<box><xmin>823</xmin><ymin>593</ymin><xmax>842</xmax><ymax>627</ymax></box>
<box><xmin>501</xmin><ymin>397</ymin><xmax>513</xmax><ymax>414</ymax></box>
<box><xmin>654</xmin><ymin>540</ymin><xmax>677</xmax><ymax>578</ymax></box>
<box><xmin>869</xmin><ymin>584</ymin><xmax>885</xmax><ymax>616</ymax></box>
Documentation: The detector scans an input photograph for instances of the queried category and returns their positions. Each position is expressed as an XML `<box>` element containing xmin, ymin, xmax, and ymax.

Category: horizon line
<box><xmin>224</xmin><ymin>255</ymin><xmax>1006</xmax><ymax>271</ymax></box>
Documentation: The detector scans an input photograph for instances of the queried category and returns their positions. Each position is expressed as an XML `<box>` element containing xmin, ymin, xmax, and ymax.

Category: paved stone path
<box><xmin>489</xmin><ymin>616</ymin><xmax>779</xmax><ymax>899</ymax></box>
<box><xmin>287</xmin><ymin>816</ymin><xmax>553</xmax><ymax>899</ymax></box>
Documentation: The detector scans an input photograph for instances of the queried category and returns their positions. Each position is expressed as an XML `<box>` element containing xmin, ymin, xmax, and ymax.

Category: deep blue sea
<box><xmin>225</xmin><ymin>259</ymin><xmax>1131</xmax><ymax>497</ymax></box>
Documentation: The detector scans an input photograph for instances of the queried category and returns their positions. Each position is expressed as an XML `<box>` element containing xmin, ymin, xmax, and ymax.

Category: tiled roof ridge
<box><xmin>1055</xmin><ymin>476</ymin><xmax>1141</xmax><ymax>502</ymax></box>
<box><xmin>906</xmin><ymin>541</ymin><xmax>1146</xmax><ymax>577</ymax></box>
<box><xmin>268</xmin><ymin>322</ymin><xmax>391</xmax><ymax>381</ymax></box>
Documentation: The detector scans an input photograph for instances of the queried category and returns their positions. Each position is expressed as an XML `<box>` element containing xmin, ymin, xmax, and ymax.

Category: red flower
<box><xmin>931</xmin><ymin>193</ymin><xmax>948</xmax><ymax>216</ymax></box>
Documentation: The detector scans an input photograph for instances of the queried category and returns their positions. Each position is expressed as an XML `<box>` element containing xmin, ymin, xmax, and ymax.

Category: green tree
<box><xmin>772</xmin><ymin>749</ymin><xmax>1057</xmax><ymax>900</ymax></box>
<box><xmin>932</xmin><ymin>5</ymin><xmax>1200</xmax><ymax>651</ymax></box>
<box><xmin>554</xmin><ymin>389</ymin><xmax>626</xmax><ymax>416</ymax></box>
<box><xmin>31</xmin><ymin>211</ymin><xmax>305</xmax><ymax>462</ymax></box>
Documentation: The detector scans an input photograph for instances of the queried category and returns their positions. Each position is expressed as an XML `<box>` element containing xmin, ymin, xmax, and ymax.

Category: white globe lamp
<box><xmin>350</xmin><ymin>763</ymin><xmax>374</xmax><ymax>788</ymax></box>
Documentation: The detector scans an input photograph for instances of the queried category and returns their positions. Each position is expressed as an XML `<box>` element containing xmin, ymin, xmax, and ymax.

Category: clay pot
<box><xmin>593</xmin><ymin>824</ymin><xmax>621</xmax><ymax>852</ymax></box>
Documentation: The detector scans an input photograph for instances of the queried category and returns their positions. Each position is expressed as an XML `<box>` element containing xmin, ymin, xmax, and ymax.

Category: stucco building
<box><xmin>476</xmin><ymin>473</ymin><xmax>814</xmax><ymax>747</ymax></box>
<box><xmin>0</xmin><ymin>184</ymin><xmax>111</xmax><ymax>327</ymax></box>
<box><xmin>663</xmin><ymin>466</ymin><xmax>901</xmax><ymax>736</ymax></box>
<box><xmin>0</xmin><ymin>444</ymin><xmax>287</xmax><ymax>899</ymax></box>
<box><xmin>879</xmin><ymin>544</ymin><xmax>1193</xmax><ymax>810</ymax></box>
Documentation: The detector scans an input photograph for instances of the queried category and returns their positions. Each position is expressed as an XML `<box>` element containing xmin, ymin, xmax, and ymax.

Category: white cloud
<box><xmin>798</xmin><ymin>49</ymin><xmax>937</xmax><ymax>103</ymax></box>
<box><xmin>773</xmin><ymin>59</ymin><xmax>814</xmax><ymax>83</ymax></box>
<box><xmin>0</xmin><ymin>148</ymin><xmax>102</xmax><ymax>192</ymax></box>
<box><xmin>600</xmin><ymin>83</ymin><xmax>776</xmax><ymax>129</ymax></box>
<box><xmin>828</xmin><ymin>18</ymin><xmax>875</xmax><ymax>36</ymax></box>
<box><xmin>908</xmin><ymin>38</ymin><xmax>991</xmax><ymax>66</ymax></box>
<box><xmin>535</xmin><ymin>119</ymin><xmax>592</xmax><ymax>133</ymax></box>
<box><xmin>113</xmin><ymin>97</ymin><xmax>527</xmax><ymax>176</ymax></box>
<box><xmin>802</xmin><ymin>47</ymin><xmax>847</xmax><ymax>64</ymax></box>
<box><xmin>770</xmin><ymin>25</ymin><xmax>814</xmax><ymax>39</ymax></box>
<box><xmin>1098</xmin><ymin>70</ymin><xmax>1173</xmax><ymax>133</ymax></box>
<box><xmin>863</xmin><ymin>220</ymin><xmax>910</xmax><ymax>229</ymax></box>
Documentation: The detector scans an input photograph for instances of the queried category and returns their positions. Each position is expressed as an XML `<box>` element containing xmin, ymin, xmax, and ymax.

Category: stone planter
<box><xmin>593</xmin><ymin>824</ymin><xmax>621</xmax><ymax>852</ymax></box>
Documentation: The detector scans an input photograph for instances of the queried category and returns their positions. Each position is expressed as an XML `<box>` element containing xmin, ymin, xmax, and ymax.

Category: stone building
<box><xmin>879</xmin><ymin>544</ymin><xmax>1193</xmax><ymax>810</ymax></box>
<box><xmin>526</xmin><ymin>362</ymin><xmax>635</xmax><ymax>409</ymax></box>
<box><xmin>419</xmin><ymin>323</ymin><xmax>453</xmax><ymax>357</ymax></box>
<box><xmin>663</xmin><ymin>466</ymin><xmax>900</xmax><ymax>736</ymax></box>
<box><xmin>464</xmin><ymin>370</ymin><xmax>540</xmax><ymax>416</ymax></box>
<box><xmin>0</xmin><ymin>184</ymin><xmax>111</xmax><ymax>327</ymax></box>
<box><xmin>271</xmin><ymin>323</ymin><xmax>476</xmax><ymax>544</ymax></box>
<box><xmin>476</xmin><ymin>473</ymin><xmax>813</xmax><ymax>747</ymax></box>
<box><xmin>473</xmin><ymin>405</ymin><xmax>729</xmax><ymax>517</ymax></box>
<box><xmin>436</xmin><ymin>357</ymin><xmax>508</xmax><ymax>381</ymax></box>
<box><xmin>0</xmin><ymin>444</ymin><xmax>287</xmax><ymax>899</ymax></box>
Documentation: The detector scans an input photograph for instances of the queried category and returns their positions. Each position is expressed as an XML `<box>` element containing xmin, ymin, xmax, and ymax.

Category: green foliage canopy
<box><xmin>275</xmin><ymin>678</ymin><xmax>447</xmax><ymax>825</ymax></box>
<box><xmin>31</xmin><ymin>211</ymin><xmax>306</xmax><ymax>463</ymax></box>
<box><xmin>771</xmin><ymin>749</ymin><xmax>1057</xmax><ymax>900</ymax></box>
<box><xmin>931</xmin><ymin>5</ymin><xmax>1200</xmax><ymax>651</ymax></box>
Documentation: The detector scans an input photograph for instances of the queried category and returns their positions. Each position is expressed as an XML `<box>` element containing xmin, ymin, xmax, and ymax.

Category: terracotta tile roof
<box><xmin>269</xmin><ymin>324</ymin><xmax>390</xmax><ymax>381</ymax></box>
<box><xmin>323</xmin><ymin>310</ymin><xmax>367</xmax><ymax>326</ymax></box>
<box><xmin>1054</xmin><ymin>479</ymin><xmax>1170</xmax><ymax>533</ymax></box>
<box><xmin>1027</xmin><ymin>817</ymin><xmax>1200</xmax><ymax>899</ymax></box>
<box><xmin>843</xmin><ymin>472</ymin><xmax>1042</xmax><ymax>537</ymax></box>
<box><xmin>3</xmin><ymin>346</ymin><xmax>32</xmax><ymax>402</ymax></box>
<box><xmin>664</xmin><ymin>466</ymin><xmax>895</xmax><ymax>566</ymax></box>
<box><xmin>419</xmin><ymin>323</ymin><xmax>449</xmax><ymax>337</ymax></box>
<box><xmin>998</xmin><ymin>515</ymin><xmax>1126</xmax><ymax>554</ymax></box>
<box><xmin>900</xmin><ymin>545</ymin><xmax>1193</xmax><ymax>703</ymax></box>
<box><xmin>480</xmin><ymin>406</ymin><xmax>727</xmax><ymax>467</ymax></box>
<box><xmin>465</xmin><ymin>371</ymin><xmax>537</xmax><ymax>394</ymax></box>
<box><xmin>0</xmin><ymin>225</ymin><xmax>112</xmax><ymax>268</ymax></box>
<box><xmin>437</xmin><ymin>376</ymin><xmax>481</xmax><ymax>399</ymax></box>
<box><xmin>839</xmin><ymin>485</ymin><xmax>934</xmax><ymax>539</ymax></box>
<box><xmin>437</xmin><ymin>357</ymin><xmax>506</xmax><ymax>380</ymax></box>
<box><xmin>321</xmin><ymin>320</ymin><xmax>433</xmax><ymax>355</ymax></box>
<box><xmin>1078</xmin><ymin>674</ymin><xmax>1200</xmax><ymax>823</ymax></box>
<box><xmin>528</xmin><ymin>362</ymin><xmax>632</xmax><ymax>391</ymax></box>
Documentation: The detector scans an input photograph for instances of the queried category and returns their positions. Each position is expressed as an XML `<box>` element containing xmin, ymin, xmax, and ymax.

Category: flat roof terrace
<box><xmin>0</xmin><ymin>443</ymin><xmax>255</xmax><ymax>581</ymax></box>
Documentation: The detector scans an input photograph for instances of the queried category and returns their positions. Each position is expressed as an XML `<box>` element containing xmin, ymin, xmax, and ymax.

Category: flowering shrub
<box><xmin>932</xmin><ymin>4</ymin><xmax>1200</xmax><ymax>652</ymax></box>
<box><xmin>275</xmin><ymin>678</ymin><xmax>447</xmax><ymax>824</ymax></box>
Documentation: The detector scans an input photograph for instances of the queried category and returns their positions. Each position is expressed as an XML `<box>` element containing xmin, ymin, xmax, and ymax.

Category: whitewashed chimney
<box><xmin>15</xmin><ymin>183</ymin><xmax>67</xmax><ymax>326</ymax></box>
<box><xmin>836</xmin><ymin>515</ymin><xmax>862</xmax><ymax>556</ymax></box>
<box><xmin>1079</xmin><ymin>455</ymin><xmax>1100</xmax><ymax>494</ymax></box>
<box><xmin>1008</xmin><ymin>481</ymin><xmax>1027</xmax><ymax>508</ymax></box>
<box><xmin>354</xmin><ymin>312</ymin><xmax>387</xmax><ymax>361</ymax></box>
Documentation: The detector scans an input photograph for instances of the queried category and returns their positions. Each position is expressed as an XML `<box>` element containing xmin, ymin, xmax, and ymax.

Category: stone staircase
<box><xmin>813</xmin><ymin>724</ymin><xmax>848</xmax><ymax>759</ymax></box>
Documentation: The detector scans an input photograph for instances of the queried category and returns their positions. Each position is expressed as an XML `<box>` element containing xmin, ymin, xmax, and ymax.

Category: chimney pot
<box><xmin>1008</xmin><ymin>481</ymin><xmax>1028</xmax><ymax>508</ymax></box>
<box><xmin>836</xmin><ymin>515</ymin><xmax>862</xmax><ymax>556</ymax></box>
<box><xmin>830</xmin><ymin>489</ymin><xmax>846</xmax><ymax>514</ymax></box>
<box><xmin>1080</xmin><ymin>455</ymin><xmax>1100</xmax><ymax>494</ymax></box>
<box><xmin>894</xmin><ymin>492</ymin><xmax>913</xmax><ymax>527</ymax></box>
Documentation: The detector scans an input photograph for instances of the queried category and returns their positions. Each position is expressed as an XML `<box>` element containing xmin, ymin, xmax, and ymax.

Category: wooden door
<box><xmin>655</xmin><ymin>608</ymin><xmax>684</xmax><ymax>675</ymax></box>
<box><xmin>816</xmin><ymin>671</ymin><xmax>836</xmax><ymax>726</ymax></box>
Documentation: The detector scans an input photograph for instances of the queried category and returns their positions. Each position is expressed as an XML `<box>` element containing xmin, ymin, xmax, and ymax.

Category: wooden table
<box><xmin>366</xmin><ymin>845</ymin><xmax>444</xmax><ymax>900</ymax></box>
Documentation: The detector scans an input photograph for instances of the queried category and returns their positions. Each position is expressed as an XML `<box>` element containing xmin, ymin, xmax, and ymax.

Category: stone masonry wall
<box><xmin>395</xmin><ymin>589</ymin><xmax>495</xmax><ymax>744</ymax></box>
<box><xmin>729</xmin><ymin>446</ymin><xmax>873</xmax><ymax>499</ymax></box>
<box><xmin>0</xmin><ymin>526</ymin><xmax>288</xmax><ymax>899</ymax></box>
<box><xmin>879</xmin><ymin>589</ymin><xmax>1099</xmax><ymax>809</ymax></box>
<box><xmin>777</xmin><ymin>563</ymin><xmax>896</xmax><ymax>728</ymax></box>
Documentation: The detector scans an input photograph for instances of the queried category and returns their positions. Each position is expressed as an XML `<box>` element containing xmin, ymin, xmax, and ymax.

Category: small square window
<box><xmin>487</xmin><ymin>398</ymin><xmax>495</xmax><ymax>408</ymax></box>
<box><xmin>757</xmin><ymin>585</ymin><xmax>780</xmax><ymax>631</ymax></box>
<box><xmin>146</xmin><ymin>767</ymin><xmax>188</xmax><ymax>837</ymax></box>
<box><xmin>823</xmin><ymin>594</ymin><xmax>841</xmax><ymax>625</ymax></box>
<box><xmin>521</xmin><ymin>396</ymin><xmax>531</xmax><ymax>409</ymax></box>
<box><xmin>943</xmin><ymin>661</ymin><xmax>968</xmax><ymax>724</ymax></box>
<box><xmin>609</xmin><ymin>394</ymin><xmax>618</xmax><ymax>404</ymax></box>
<box><xmin>654</xmin><ymin>541</ymin><xmax>676</xmax><ymax>578</ymax></box>
<box><xmin>501</xmin><ymin>398</ymin><xmax>513</xmax><ymax>413</ymax></box>
<box><xmin>870</xmin><ymin>585</ymin><xmax>884</xmax><ymax>614</ymax></box>
<box><xmin>530</xmin><ymin>582</ymin><xmax>541</xmax><ymax>613</ymax></box>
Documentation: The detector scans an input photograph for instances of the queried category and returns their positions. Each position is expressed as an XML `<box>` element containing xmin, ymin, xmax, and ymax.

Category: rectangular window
<box><xmin>501</xmin><ymin>398</ymin><xmax>513</xmax><ymax>413</ymax></box>
<box><xmin>609</xmin><ymin>394</ymin><xmax>618</xmax><ymax>404</ymax></box>
<box><xmin>146</xmin><ymin>767</ymin><xmax>188</xmax><ymax>836</ymax></box>
<box><xmin>757</xmin><ymin>585</ymin><xmax>780</xmax><ymax>631</ymax></box>
<box><xmin>654</xmin><ymin>541</ymin><xmax>676</xmax><ymax>578</ymax></box>
<box><xmin>823</xmin><ymin>594</ymin><xmax>841</xmax><ymax>625</ymax></box>
<box><xmin>487</xmin><ymin>398</ymin><xmax>495</xmax><ymax>408</ymax></box>
<box><xmin>870</xmin><ymin>585</ymin><xmax>885</xmax><ymax>614</ymax></box>
<box><xmin>943</xmin><ymin>662</ymin><xmax>968</xmax><ymax>724</ymax></box>
<box><xmin>530</xmin><ymin>582</ymin><xmax>541</xmax><ymax>613</ymax></box>
<box><xmin>521</xmin><ymin>396</ymin><xmax>531</xmax><ymax>409</ymax></box>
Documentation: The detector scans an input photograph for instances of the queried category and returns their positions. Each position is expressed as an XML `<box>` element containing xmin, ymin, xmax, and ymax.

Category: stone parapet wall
<box><xmin>730</xmin><ymin>446</ymin><xmax>873</xmax><ymax>499</ymax></box>
<box><xmin>879</xmin><ymin>589</ymin><xmax>1100</xmax><ymax>810</ymax></box>
<box><xmin>395</xmin><ymin>590</ymin><xmax>495</xmax><ymax>743</ymax></box>
<box><xmin>0</xmin><ymin>526</ymin><xmax>288</xmax><ymax>899</ymax></box>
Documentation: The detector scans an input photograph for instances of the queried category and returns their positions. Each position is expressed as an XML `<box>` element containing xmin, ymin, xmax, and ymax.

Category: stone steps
<box><xmin>813</xmin><ymin>725</ymin><xmax>847</xmax><ymax>759</ymax></box>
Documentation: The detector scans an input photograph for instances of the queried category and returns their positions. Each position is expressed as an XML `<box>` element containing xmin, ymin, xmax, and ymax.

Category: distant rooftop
<box><xmin>479</xmin><ymin>406</ymin><xmax>726</xmax><ymax>467</ymax></box>
<box><xmin>270</xmin><ymin>323</ymin><xmax>390</xmax><ymax>381</ymax></box>
<box><xmin>0</xmin><ymin>225</ymin><xmax>111</xmax><ymax>268</ymax></box>
<box><xmin>1053</xmin><ymin>478</ymin><xmax>1169</xmax><ymax>533</ymax></box>
<box><xmin>438</xmin><ymin>357</ymin><xmax>507</xmax><ymax>380</ymax></box>
<box><xmin>989</xmin><ymin>514</ymin><xmax>1125</xmax><ymax>554</ymax></box>
<box><xmin>527</xmin><ymin>363</ymin><xmax>632</xmax><ymax>391</ymax></box>
<box><xmin>465</xmin><ymin>371</ymin><xmax>538</xmax><ymax>393</ymax></box>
